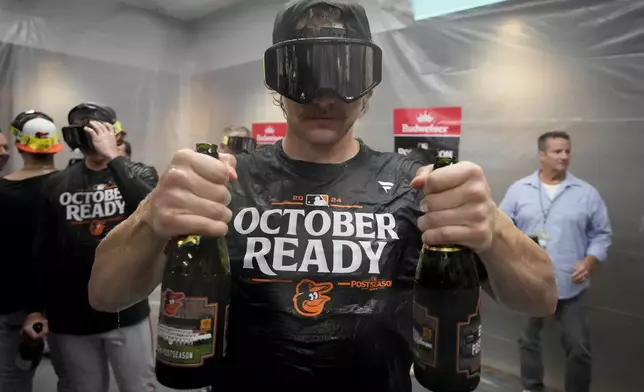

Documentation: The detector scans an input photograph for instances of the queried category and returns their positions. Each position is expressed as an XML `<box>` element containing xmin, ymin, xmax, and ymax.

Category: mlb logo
<box><xmin>305</xmin><ymin>194</ymin><xmax>329</xmax><ymax>207</ymax></box>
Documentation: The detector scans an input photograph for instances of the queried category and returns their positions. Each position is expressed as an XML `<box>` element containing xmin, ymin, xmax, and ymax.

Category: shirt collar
<box><xmin>522</xmin><ymin>170</ymin><xmax>582</xmax><ymax>188</ymax></box>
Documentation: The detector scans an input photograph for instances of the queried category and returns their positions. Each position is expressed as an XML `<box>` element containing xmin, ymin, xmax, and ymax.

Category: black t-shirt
<box><xmin>30</xmin><ymin>158</ymin><xmax>158</xmax><ymax>334</ymax></box>
<box><xmin>223</xmin><ymin>141</ymin><xmax>424</xmax><ymax>392</ymax></box>
<box><xmin>0</xmin><ymin>173</ymin><xmax>56</xmax><ymax>315</ymax></box>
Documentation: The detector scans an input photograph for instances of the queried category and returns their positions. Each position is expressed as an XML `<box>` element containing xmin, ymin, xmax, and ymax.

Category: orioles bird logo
<box><xmin>89</xmin><ymin>220</ymin><xmax>106</xmax><ymax>236</ymax></box>
<box><xmin>293</xmin><ymin>279</ymin><xmax>334</xmax><ymax>317</ymax></box>
<box><xmin>163</xmin><ymin>289</ymin><xmax>185</xmax><ymax>317</ymax></box>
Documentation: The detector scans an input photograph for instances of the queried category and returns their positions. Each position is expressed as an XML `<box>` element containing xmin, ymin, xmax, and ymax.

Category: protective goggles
<box><xmin>62</xmin><ymin>121</ymin><xmax>123</xmax><ymax>151</ymax></box>
<box><xmin>224</xmin><ymin>136</ymin><xmax>256</xmax><ymax>154</ymax></box>
<box><xmin>263</xmin><ymin>38</ymin><xmax>382</xmax><ymax>104</ymax></box>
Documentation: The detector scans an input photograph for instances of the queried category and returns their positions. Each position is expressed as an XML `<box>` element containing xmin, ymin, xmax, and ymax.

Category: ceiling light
<box><xmin>411</xmin><ymin>0</ymin><xmax>510</xmax><ymax>21</ymax></box>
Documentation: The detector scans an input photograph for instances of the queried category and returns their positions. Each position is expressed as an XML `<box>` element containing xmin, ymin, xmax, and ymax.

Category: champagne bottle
<box><xmin>15</xmin><ymin>322</ymin><xmax>44</xmax><ymax>371</ymax></box>
<box><xmin>155</xmin><ymin>143</ymin><xmax>231</xmax><ymax>390</ymax></box>
<box><xmin>412</xmin><ymin>150</ymin><xmax>482</xmax><ymax>392</ymax></box>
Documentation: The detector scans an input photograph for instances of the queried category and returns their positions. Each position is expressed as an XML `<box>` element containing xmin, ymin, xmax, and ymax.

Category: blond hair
<box><xmin>223</xmin><ymin>126</ymin><xmax>251</xmax><ymax>138</ymax></box>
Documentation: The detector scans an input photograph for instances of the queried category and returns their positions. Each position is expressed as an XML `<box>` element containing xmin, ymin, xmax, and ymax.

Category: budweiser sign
<box><xmin>252</xmin><ymin>122</ymin><xmax>287</xmax><ymax>145</ymax></box>
<box><xmin>393</xmin><ymin>107</ymin><xmax>461</xmax><ymax>136</ymax></box>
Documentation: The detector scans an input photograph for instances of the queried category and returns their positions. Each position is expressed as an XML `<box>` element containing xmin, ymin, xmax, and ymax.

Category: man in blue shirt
<box><xmin>500</xmin><ymin>131</ymin><xmax>612</xmax><ymax>392</ymax></box>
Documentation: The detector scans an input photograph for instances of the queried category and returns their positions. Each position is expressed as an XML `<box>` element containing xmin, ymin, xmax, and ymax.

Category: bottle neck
<box><xmin>434</xmin><ymin>157</ymin><xmax>457</xmax><ymax>169</ymax></box>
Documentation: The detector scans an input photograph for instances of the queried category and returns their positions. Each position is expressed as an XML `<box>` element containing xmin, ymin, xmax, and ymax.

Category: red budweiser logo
<box><xmin>393</xmin><ymin>107</ymin><xmax>461</xmax><ymax>136</ymax></box>
<box><xmin>252</xmin><ymin>122</ymin><xmax>287</xmax><ymax>145</ymax></box>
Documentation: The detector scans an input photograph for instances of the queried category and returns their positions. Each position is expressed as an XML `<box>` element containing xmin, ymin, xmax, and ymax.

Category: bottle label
<box><xmin>156</xmin><ymin>288</ymin><xmax>218</xmax><ymax>367</ymax></box>
<box><xmin>458</xmin><ymin>314</ymin><xmax>482</xmax><ymax>376</ymax></box>
<box><xmin>412</xmin><ymin>285</ymin><xmax>481</xmax><ymax>376</ymax></box>
<box><xmin>412</xmin><ymin>301</ymin><xmax>439</xmax><ymax>368</ymax></box>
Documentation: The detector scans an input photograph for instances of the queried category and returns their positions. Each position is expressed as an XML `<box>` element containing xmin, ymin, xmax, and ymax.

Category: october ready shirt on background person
<box><xmin>28</xmin><ymin>157</ymin><xmax>158</xmax><ymax>334</ymax></box>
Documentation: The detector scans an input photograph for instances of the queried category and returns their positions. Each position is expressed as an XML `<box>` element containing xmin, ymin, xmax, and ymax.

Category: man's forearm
<box><xmin>478</xmin><ymin>208</ymin><xmax>557</xmax><ymax>316</ymax></box>
<box><xmin>89</xmin><ymin>198</ymin><xmax>167</xmax><ymax>312</ymax></box>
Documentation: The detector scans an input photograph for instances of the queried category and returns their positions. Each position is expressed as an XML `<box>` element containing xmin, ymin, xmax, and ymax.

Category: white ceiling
<box><xmin>118</xmin><ymin>0</ymin><xmax>246</xmax><ymax>20</ymax></box>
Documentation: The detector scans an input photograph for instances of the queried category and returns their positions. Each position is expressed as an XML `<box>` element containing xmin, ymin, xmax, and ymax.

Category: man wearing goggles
<box><xmin>30</xmin><ymin>102</ymin><xmax>158</xmax><ymax>392</ymax></box>
<box><xmin>264</xmin><ymin>0</ymin><xmax>381</xmax><ymax>150</ymax></box>
<box><xmin>90</xmin><ymin>1</ymin><xmax>557</xmax><ymax>391</ymax></box>
<box><xmin>220</xmin><ymin>126</ymin><xmax>256</xmax><ymax>155</ymax></box>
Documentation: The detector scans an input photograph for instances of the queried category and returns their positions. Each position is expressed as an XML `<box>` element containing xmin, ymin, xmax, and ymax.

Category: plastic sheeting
<box><xmin>0</xmin><ymin>0</ymin><xmax>190</xmax><ymax>172</ymax></box>
<box><xmin>0</xmin><ymin>0</ymin><xmax>642</xmax><ymax>391</ymax></box>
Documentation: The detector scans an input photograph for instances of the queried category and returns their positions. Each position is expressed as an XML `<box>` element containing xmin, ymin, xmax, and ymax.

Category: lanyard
<box><xmin>537</xmin><ymin>180</ymin><xmax>566</xmax><ymax>228</ymax></box>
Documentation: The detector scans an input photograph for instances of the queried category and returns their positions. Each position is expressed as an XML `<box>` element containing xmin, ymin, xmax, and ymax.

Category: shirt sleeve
<box><xmin>498</xmin><ymin>183</ymin><xmax>518</xmax><ymax>224</ymax></box>
<box><xmin>586</xmin><ymin>189</ymin><xmax>612</xmax><ymax>262</ymax></box>
<box><xmin>396</xmin><ymin>159</ymin><xmax>424</xmax><ymax>286</ymax></box>
<box><xmin>107</xmin><ymin>157</ymin><xmax>159</xmax><ymax>214</ymax></box>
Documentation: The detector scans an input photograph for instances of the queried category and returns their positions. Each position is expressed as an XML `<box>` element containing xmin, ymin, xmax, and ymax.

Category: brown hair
<box><xmin>295</xmin><ymin>4</ymin><xmax>344</xmax><ymax>34</ymax></box>
<box><xmin>538</xmin><ymin>130</ymin><xmax>570</xmax><ymax>151</ymax></box>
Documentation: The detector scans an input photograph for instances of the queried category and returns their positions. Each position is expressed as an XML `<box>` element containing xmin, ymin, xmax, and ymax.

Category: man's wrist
<box><xmin>585</xmin><ymin>255</ymin><xmax>598</xmax><ymax>269</ymax></box>
<box><xmin>137</xmin><ymin>195</ymin><xmax>167</xmax><ymax>245</ymax></box>
<box><xmin>487</xmin><ymin>208</ymin><xmax>509</xmax><ymax>251</ymax></box>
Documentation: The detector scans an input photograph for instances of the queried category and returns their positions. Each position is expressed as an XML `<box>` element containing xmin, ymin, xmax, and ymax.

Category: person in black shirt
<box><xmin>28</xmin><ymin>103</ymin><xmax>158</xmax><ymax>392</ymax></box>
<box><xmin>0</xmin><ymin>110</ymin><xmax>61</xmax><ymax>392</ymax></box>
<box><xmin>89</xmin><ymin>1</ymin><xmax>557</xmax><ymax>391</ymax></box>
<box><xmin>0</xmin><ymin>130</ymin><xmax>9</xmax><ymax>172</ymax></box>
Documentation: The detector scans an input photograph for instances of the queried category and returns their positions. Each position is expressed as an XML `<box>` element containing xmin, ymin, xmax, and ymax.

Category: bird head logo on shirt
<box><xmin>163</xmin><ymin>289</ymin><xmax>186</xmax><ymax>317</ymax></box>
<box><xmin>89</xmin><ymin>220</ymin><xmax>106</xmax><ymax>236</ymax></box>
<box><xmin>293</xmin><ymin>279</ymin><xmax>334</xmax><ymax>317</ymax></box>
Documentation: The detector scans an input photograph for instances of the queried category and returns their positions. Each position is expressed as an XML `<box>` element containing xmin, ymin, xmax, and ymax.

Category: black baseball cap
<box><xmin>272</xmin><ymin>0</ymin><xmax>373</xmax><ymax>44</ymax></box>
<box><xmin>68</xmin><ymin>102</ymin><xmax>117</xmax><ymax>125</ymax></box>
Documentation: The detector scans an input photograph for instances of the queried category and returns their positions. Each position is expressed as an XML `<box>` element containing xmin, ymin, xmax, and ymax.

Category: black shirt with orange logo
<box><xmin>222</xmin><ymin>141</ymin><xmax>488</xmax><ymax>392</ymax></box>
<box><xmin>28</xmin><ymin>157</ymin><xmax>158</xmax><ymax>335</ymax></box>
